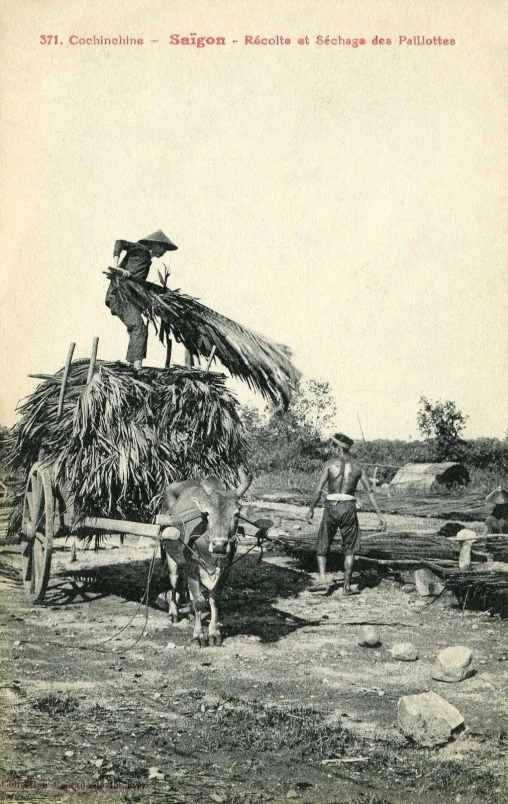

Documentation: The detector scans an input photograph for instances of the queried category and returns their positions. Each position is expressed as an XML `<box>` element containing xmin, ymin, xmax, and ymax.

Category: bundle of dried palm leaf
<box><xmin>106</xmin><ymin>273</ymin><xmax>299</xmax><ymax>406</ymax></box>
<box><xmin>8</xmin><ymin>360</ymin><xmax>248</xmax><ymax>529</ymax></box>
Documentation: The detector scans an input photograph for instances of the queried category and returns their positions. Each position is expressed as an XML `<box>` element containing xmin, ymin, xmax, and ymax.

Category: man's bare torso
<box><xmin>324</xmin><ymin>457</ymin><xmax>363</xmax><ymax>496</ymax></box>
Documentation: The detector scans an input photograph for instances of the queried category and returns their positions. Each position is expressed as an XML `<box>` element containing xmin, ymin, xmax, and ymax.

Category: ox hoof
<box><xmin>192</xmin><ymin>636</ymin><xmax>207</xmax><ymax>648</ymax></box>
<box><xmin>170</xmin><ymin>614</ymin><xmax>179</xmax><ymax>625</ymax></box>
<box><xmin>209</xmin><ymin>634</ymin><xmax>223</xmax><ymax>647</ymax></box>
<box><xmin>155</xmin><ymin>593</ymin><xmax>169</xmax><ymax>611</ymax></box>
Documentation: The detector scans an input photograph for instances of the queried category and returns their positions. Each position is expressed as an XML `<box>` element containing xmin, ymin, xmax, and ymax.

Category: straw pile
<box><xmin>8</xmin><ymin>360</ymin><xmax>248</xmax><ymax>528</ymax></box>
<box><xmin>106</xmin><ymin>274</ymin><xmax>299</xmax><ymax>406</ymax></box>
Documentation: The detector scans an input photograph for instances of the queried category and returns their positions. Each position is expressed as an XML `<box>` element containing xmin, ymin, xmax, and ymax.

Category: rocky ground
<box><xmin>0</xmin><ymin>505</ymin><xmax>507</xmax><ymax>804</ymax></box>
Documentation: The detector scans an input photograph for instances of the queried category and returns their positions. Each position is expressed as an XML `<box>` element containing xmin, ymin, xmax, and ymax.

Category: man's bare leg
<box><xmin>317</xmin><ymin>555</ymin><xmax>327</xmax><ymax>582</ymax></box>
<box><xmin>133</xmin><ymin>359</ymin><xmax>142</xmax><ymax>370</ymax></box>
<box><xmin>343</xmin><ymin>553</ymin><xmax>360</xmax><ymax>595</ymax></box>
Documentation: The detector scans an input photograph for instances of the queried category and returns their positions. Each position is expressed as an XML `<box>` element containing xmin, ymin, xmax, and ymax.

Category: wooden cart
<box><xmin>18</xmin><ymin>337</ymin><xmax>270</xmax><ymax>604</ymax></box>
<box><xmin>18</xmin><ymin>337</ymin><xmax>179</xmax><ymax>604</ymax></box>
<box><xmin>19</xmin><ymin>459</ymin><xmax>180</xmax><ymax>604</ymax></box>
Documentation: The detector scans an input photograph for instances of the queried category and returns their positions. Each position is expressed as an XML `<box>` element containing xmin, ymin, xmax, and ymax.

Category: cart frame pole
<box><xmin>86</xmin><ymin>337</ymin><xmax>99</xmax><ymax>385</ymax></box>
<box><xmin>57</xmin><ymin>342</ymin><xmax>76</xmax><ymax>420</ymax></box>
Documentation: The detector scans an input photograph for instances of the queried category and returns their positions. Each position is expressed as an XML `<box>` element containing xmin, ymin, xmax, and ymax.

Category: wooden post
<box><xmin>206</xmin><ymin>345</ymin><xmax>217</xmax><ymax>371</ymax></box>
<box><xmin>165</xmin><ymin>335</ymin><xmax>172</xmax><ymax>368</ymax></box>
<box><xmin>57</xmin><ymin>342</ymin><xmax>76</xmax><ymax>420</ymax></box>
<box><xmin>86</xmin><ymin>337</ymin><xmax>99</xmax><ymax>385</ymax></box>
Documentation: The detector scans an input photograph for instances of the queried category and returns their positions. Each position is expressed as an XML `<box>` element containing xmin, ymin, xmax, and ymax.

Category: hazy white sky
<box><xmin>1</xmin><ymin>0</ymin><xmax>506</xmax><ymax>439</ymax></box>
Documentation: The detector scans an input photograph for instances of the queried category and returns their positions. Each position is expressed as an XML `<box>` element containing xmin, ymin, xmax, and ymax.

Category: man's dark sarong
<box><xmin>316</xmin><ymin>499</ymin><xmax>360</xmax><ymax>556</ymax></box>
<box><xmin>106</xmin><ymin>278</ymin><xmax>147</xmax><ymax>362</ymax></box>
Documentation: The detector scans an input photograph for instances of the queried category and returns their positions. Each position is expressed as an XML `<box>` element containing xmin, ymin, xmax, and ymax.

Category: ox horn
<box><xmin>236</xmin><ymin>471</ymin><xmax>253</xmax><ymax>499</ymax></box>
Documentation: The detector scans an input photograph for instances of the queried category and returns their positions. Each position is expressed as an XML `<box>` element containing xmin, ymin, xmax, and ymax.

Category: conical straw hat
<box><xmin>138</xmin><ymin>230</ymin><xmax>177</xmax><ymax>250</ymax></box>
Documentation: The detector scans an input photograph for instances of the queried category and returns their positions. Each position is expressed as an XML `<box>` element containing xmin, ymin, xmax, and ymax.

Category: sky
<box><xmin>1</xmin><ymin>0</ymin><xmax>507</xmax><ymax>440</ymax></box>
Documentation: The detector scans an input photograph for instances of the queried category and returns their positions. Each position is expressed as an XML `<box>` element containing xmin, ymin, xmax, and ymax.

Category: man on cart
<box><xmin>106</xmin><ymin>229</ymin><xmax>177</xmax><ymax>369</ymax></box>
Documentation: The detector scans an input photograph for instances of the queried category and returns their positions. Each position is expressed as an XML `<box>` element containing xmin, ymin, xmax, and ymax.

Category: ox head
<box><xmin>192</xmin><ymin>473</ymin><xmax>253</xmax><ymax>555</ymax></box>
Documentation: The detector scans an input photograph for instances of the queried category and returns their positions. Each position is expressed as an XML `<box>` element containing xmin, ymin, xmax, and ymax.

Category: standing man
<box><xmin>106</xmin><ymin>230</ymin><xmax>177</xmax><ymax>369</ymax></box>
<box><xmin>307</xmin><ymin>432</ymin><xmax>387</xmax><ymax>595</ymax></box>
<box><xmin>485</xmin><ymin>486</ymin><xmax>508</xmax><ymax>533</ymax></box>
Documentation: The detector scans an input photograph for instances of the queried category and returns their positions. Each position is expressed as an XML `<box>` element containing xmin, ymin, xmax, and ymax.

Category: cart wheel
<box><xmin>20</xmin><ymin>465</ymin><xmax>54</xmax><ymax>604</ymax></box>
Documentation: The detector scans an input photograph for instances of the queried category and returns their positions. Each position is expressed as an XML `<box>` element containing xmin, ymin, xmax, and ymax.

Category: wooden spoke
<box><xmin>24</xmin><ymin>474</ymin><xmax>42</xmax><ymax>536</ymax></box>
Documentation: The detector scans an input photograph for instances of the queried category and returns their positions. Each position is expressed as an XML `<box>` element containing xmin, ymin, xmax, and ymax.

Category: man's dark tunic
<box><xmin>486</xmin><ymin>503</ymin><xmax>508</xmax><ymax>534</ymax></box>
<box><xmin>106</xmin><ymin>240</ymin><xmax>152</xmax><ymax>362</ymax></box>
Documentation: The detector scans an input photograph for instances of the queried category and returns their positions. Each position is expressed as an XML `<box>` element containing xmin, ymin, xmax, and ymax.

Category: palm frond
<box><xmin>108</xmin><ymin>274</ymin><xmax>299</xmax><ymax>406</ymax></box>
<box><xmin>7</xmin><ymin>361</ymin><xmax>249</xmax><ymax>531</ymax></box>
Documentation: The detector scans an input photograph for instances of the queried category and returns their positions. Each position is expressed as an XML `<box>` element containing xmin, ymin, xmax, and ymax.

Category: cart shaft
<box><xmin>79</xmin><ymin>517</ymin><xmax>160</xmax><ymax>539</ymax></box>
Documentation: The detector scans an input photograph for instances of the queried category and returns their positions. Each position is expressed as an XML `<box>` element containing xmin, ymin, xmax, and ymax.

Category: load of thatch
<box><xmin>106</xmin><ymin>272</ymin><xmax>299</xmax><ymax>407</ymax></box>
<box><xmin>8</xmin><ymin>360</ymin><xmax>248</xmax><ymax>528</ymax></box>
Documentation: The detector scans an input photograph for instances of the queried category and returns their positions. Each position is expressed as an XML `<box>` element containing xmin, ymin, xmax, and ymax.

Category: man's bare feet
<box><xmin>342</xmin><ymin>587</ymin><xmax>361</xmax><ymax>596</ymax></box>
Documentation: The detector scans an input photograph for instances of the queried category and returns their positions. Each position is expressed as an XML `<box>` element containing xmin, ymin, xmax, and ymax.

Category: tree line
<box><xmin>240</xmin><ymin>381</ymin><xmax>508</xmax><ymax>484</ymax></box>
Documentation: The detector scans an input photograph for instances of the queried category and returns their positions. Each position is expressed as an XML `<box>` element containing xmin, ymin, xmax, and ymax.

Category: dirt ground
<box><xmin>1</xmin><ymin>504</ymin><xmax>507</xmax><ymax>804</ymax></box>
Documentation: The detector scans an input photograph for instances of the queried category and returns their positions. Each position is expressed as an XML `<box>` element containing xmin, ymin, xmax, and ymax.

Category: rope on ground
<box><xmin>89</xmin><ymin>537</ymin><xmax>160</xmax><ymax>652</ymax></box>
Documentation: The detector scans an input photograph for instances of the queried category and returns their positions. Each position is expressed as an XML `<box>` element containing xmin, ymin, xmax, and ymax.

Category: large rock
<box><xmin>432</xmin><ymin>646</ymin><xmax>475</xmax><ymax>682</ymax></box>
<box><xmin>358</xmin><ymin>625</ymin><xmax>381</xmax><ymax>647</ymax></box>
<box><xmin>414</xmin><ymin>568</ymin><xmax>445</xmax><ymax>597</ymax></box>
<box><xmin>390</xmin><ymin>642</ymin><xmax>419</xmax><ymax>662</ymax></box>
<box><xmin>397</xmin><ymin>691</ymin><xmax>464</xmax><ymax>747</ymax></box>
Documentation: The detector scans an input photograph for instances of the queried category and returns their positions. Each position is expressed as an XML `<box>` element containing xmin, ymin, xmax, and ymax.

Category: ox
<box><xmin>158</xmin><ymin>473</ymin><xmax>253</xmax><ymax>646</ymax></box>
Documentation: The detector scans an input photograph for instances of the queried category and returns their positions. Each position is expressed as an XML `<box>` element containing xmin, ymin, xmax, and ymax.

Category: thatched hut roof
<box><xmin>390</xmin><ymin>462</ymin><xmax>470</xmax><ymax>493</ymax></box>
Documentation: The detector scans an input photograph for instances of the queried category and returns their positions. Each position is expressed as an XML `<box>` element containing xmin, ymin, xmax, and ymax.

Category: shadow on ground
<box><xmin>41</xmin><ymin>553</ymin><xmax>319</xmax><ymax>643</ymax></box>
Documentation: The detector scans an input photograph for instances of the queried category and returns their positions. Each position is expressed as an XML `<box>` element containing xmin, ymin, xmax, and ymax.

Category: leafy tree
<box><xmin>292</xmin><ymin>379</ymin><xmax>337</xmax><ymax>435</ymax></box>
<box><xmin>417</xmin><ymin>397</ymin><xmax>468</xmax><ymax>461</ymax></box>
<box><xmin>239</xmin><ymin>378</ymin><xmax>336</xmax><ymax>474</ymax></box>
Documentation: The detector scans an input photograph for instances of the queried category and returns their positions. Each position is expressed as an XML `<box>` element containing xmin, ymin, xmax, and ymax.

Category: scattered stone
<box><xmin>390</xmin><ymin>642</ymin><xmax>419</xmax><ymax>662</ymax></box>
<box><xmin>397</xmin><ymin>691</ymin><xmax>464</xmax><ymax>747</ymax></box>
<box><xmin>148</xmin><ymin>767</ymin><xmax>165</xmax><ymax>781</ymax></box>
<box><xmin>432</xmin><ymin>646</ymin><xmax>475</xmax><ymax>682</ymax></box>
<box><xmin>358</xmin><ymin>625</ymin><xmax>381</xmax><ymax>647</ymax></box>
<box><xmin>267</xmin><ymin>527</ymin><xmax>289</xmax><ymax>539</ymax></box>
<box><xmin>64</xmin><ymin>750</ymin><xmax>74</xmax><ymax>758</ymax></box>
<box><xmin>415</xmin><ymin>568</ymin><xmax>445</xmax><ymax>597</ymax></box>
<box><xmin>165</xmin><ymin>642</ymin><xmax>177</xmax><ymax>650</ymax></box>
<box><xmin>286</xmin><ymin>789</ymin><xmax>299</xmax><ymax>799</ymax></box>
<box><xmin>209</xmin><ymin>794</ymin><xmax>226</xmax><ymax>803</ymax></box>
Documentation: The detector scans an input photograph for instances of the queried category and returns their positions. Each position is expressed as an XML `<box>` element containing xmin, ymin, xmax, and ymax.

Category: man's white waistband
<box><xmin>326</xmin><ymin>493</ymin><xmax>356</xmax><ymax>502</ymax></box>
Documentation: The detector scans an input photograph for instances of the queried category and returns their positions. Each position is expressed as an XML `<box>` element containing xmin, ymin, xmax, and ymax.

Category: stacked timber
<box><xmin>277</xmin><ymin>529</ymin><xmax>487</xmax><ymax>568</ymax></box>
<box><xmin>442</xmin><ymin>568</ymin><xmax>508</xmax><ymax>618</ymax></box>
<box><xmin>356</xmin><ymin>492</ymin><xmax>490</xmax><ymax>522</ymax></box>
